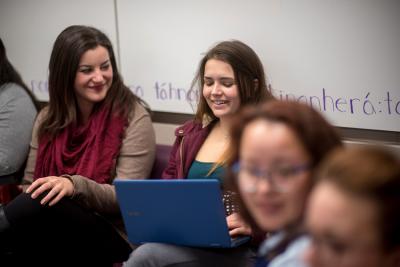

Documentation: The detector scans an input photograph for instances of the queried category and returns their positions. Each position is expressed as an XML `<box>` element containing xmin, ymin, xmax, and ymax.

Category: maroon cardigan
<box><xmin>161</xmin><ymin>119</ymin><xmax>266</xmax><ymax>247</ymax></box>
<box><xmin>162</xmin><ymin>120</ymin><xmax>214</xmax><ymax>179</ymax></box>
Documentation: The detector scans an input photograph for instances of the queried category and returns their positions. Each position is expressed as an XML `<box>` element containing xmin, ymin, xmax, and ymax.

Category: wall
<box><xmin>1</xmin><ymin>0</ymin><xmax>399</xmax><ymax>140</ymax></box>
<box><xmin>117</xmin><ymin>0</ymin><xmax>400</xmax><ymax>132</ymax></box>
<box><xmin>0</xmin><ymin>0</ymin><xmax>117</xmax><ymax>98</ymax></box>
<box><xmin>153</xmin><ymin>122</ymin><xmax>400</xmax><ymax>158</ymax></box>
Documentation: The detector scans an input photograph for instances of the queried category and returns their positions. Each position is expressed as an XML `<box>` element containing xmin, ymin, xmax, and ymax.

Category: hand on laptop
<box><xmin>227</xmin><ymin>212</ymin><xmax>252</xmax><ymax>237</ymax></box>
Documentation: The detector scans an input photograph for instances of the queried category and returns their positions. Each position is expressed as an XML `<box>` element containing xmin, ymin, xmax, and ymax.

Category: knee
<box><xmin>124</xmin><ymin>243</ymin><xmax>165</xmax><ymax>267</ymax></box>
<box><xmin>4</xmin><ymin>193</ymin><xmax>39</xmax><ymax>221</ymax></box>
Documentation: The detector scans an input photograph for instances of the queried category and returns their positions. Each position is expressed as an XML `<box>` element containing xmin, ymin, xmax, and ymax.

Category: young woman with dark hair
<box><xmin>226</xmin><ymin>100</ymin><xmax>342</xmax><ymax>267</ymax></box>
<box><xmin>0</xmin><ymin>25</ymin><xmax>156</xmax><ymax>266</ymax></box>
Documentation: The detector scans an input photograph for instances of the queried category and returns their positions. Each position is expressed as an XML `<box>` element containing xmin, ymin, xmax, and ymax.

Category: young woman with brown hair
<box><xmin>0</xmin><ymin>25</ymin><xmax>156</xmax><ymax>266</ymax></box>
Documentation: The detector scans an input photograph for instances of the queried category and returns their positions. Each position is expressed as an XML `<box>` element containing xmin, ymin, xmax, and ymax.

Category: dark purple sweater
<box><xmin>162</xmin><ymin>120</ymin><xmax>214</xmax><ymax>179</ymax></box>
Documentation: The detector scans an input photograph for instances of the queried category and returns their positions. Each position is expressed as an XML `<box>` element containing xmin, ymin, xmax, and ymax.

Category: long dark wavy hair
<box><xmin>38</xmin><ymin>25</ymin><xmax>140</xmax><ymax>139</ymax></box>
<box><xmin>0</xmin><ymin>38</ymin><xmax>39</xmax><ymax>110</ymax></box>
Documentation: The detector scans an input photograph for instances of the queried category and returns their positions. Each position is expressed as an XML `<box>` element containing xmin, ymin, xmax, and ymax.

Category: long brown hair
<box><xmin>190</xmin><ymin>40</ymin><xmax>274</xmax><ymax>123</ymax></box>
<box><xmin>191</xmin><ymin>40</ymin><xmax>275</xmax><ymax>174</ymax></box>
<box><xmin>226</xmin><ymin>100</ymin><xmax>342</xmax><ymax>230</ymax></box>
<box><xmin>316</xmin><ymin>146</ymin><xmax>400</xmax><ymax>251</ymax></box>
<box><xmin>39</xmin><ymin>25</ymin><xmax>139</xmax><ymax>139</ymax></box>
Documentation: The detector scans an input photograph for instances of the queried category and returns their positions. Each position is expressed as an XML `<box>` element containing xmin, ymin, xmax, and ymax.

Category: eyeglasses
<box><xmin>232</xmin><ymin>161</ymin><xmax>310</xmax><ymax>193</ymax></box>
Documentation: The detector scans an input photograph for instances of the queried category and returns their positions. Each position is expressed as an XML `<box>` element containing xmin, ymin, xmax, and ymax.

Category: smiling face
<box><xmin>74</xmin><ymin>45</ymin><xmax>113</xmax><ymax>116</ymax></box>
<box><xmin>202</xmin><ymin>59</ymin><xmax>241</xmax><ymax>119</ymax></box>
<box><xmin>238</xmin><ymin>119</ymin><xmax>312</xmax><ymax>232</ymax></box>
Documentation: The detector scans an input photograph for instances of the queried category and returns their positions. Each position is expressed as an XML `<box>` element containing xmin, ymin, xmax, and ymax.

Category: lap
<box><xmin>2</xmin><ymin>192</ymin><xmax>132</xmax><ymax>264</ymax></box>
<box><xmin>124</xmin><ymin>243</ymin><xmax>256</xmax><ymax>267</ymax></box>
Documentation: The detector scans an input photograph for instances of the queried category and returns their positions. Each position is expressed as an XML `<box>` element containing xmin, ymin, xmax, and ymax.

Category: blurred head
<box><xmin>41</xmin><ymin>25</ymin><xmax>136</xmax><ymax>138</ymax></box>
<box><xmin>226</xmin><ymin>100</ymin><xmax>342</xmax><ymax>232</ymax></box>
<box><xmin>191</xmin><ymin>40</ymin><xmax>274</xmax><ymax>122</ymax></box>
<box><xmin>305</xmin><ymin>146</ymin><xmax>400</xmax><ymax>267</ymax></box>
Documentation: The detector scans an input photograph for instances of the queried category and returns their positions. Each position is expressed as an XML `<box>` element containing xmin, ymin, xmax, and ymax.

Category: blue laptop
<box><xmin>114</xmin><ymin>179</ymin><xmax>250</xmax><ymax>248</ymax></box>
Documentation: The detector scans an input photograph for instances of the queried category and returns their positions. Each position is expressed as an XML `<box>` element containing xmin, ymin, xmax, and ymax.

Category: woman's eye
<box><xmin>277</xmin><ymin>167</ymin><xmax>295</xmax><ymax>177</ymax></box>
<box><xmin>101</xmin><ymin>64</ymin><xmax>110</xmax><ymax>71</ymax></box>
<box><xmin>80</xmin><ymin>68</ymin><xmax>92</xmax><ymax>74</ymax></box>
<box><xmin>243</xmin><ymin>165</ymin><xmax>263</xmax><ymax>178</ymax></box>
<box><xmin>204</xmin><ymin>80</ymin><xmax>214</xmax><ymax>86</ymax></box>
<box><xmin>327</xmin><ymin>240</ymin><xmax>347</xmax><ymax>255</ymax></box>
<box><xmin>222</xmin><ymin>83</ymin><xmax>233</xmax><ymax>87</ymax></box>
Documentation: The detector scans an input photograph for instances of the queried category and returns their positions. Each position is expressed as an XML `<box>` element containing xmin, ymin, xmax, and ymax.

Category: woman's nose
<box><xmin>92</xmin><ymin>69</ymin><xmax>104</xmax><ymax>83</ymax></box>
<box><xmin>257</xmin><ymin>175</ymin><xmax>275</xmax><ymax>194</ymax></box>
<box><xmin>211</xmin><ymin>83</ymin><xmax>222</xmax><ymax>95</ymax></box>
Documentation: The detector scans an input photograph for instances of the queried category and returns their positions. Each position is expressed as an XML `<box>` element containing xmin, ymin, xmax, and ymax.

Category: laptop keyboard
<box><xmin>222</xmin><ymin>190</ymin><xmax>240</xmax><ymax>216</ymax></box>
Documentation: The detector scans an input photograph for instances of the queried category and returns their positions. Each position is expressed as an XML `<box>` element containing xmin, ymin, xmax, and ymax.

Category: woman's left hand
<box><xmin>26</xmin><ymin>176</ymin><xmax>74</xmax><ymax>206</ymax></box>
<box><xmin>227</xmin><ymin>212</ymin><xmax>253</xmax><ymax>237</ymax></box>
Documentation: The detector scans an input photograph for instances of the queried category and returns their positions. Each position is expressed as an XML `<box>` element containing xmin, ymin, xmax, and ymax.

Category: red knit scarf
<box><xmin>34</xmin><ymin>105</ymin><xmax>126</xmax><ymax>184</ymax></box>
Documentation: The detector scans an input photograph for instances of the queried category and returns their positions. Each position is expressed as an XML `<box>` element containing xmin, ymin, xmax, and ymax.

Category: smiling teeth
<box><xmin>213</xmin><ymin>100</ymin><xmax>227</xmax><ymax>105</ymax></box>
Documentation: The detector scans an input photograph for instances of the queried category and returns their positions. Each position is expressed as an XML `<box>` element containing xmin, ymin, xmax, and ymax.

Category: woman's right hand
<box><xmin>26</xmin><ymin>176</ymin><xmax>74</xmax><ymax>206</ymax></box>
<box><xmin>227</xmin><ymin>212</ymin><xmax>253</xmax><ymax>237</ymax></box>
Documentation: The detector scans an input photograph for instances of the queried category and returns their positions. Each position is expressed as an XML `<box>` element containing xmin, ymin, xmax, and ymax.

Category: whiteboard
<box><xmin>1</xmin><ymin>0</ymin><xmax>399</xmax><ymax>132</ymax></box>
<box><xmin>0</xmin><ymin>0</ymin><xmax>118</xmax><ymax>101</ymax></box>
<box><xmin>117</xmin><ymin>0</ymin><xmax>400</xmax><ymax>132</ymax></box>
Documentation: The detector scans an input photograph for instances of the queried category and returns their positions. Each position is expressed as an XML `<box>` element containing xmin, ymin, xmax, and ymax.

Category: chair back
<box><xmin>149</xmin><ymin>144</ymin><xmax>172</xmax><ymax>179</ymax></box>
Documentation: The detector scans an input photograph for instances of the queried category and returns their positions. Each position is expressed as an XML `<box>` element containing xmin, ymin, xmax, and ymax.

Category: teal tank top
<box><xmin>187</xmin><ymin>160</ymin><xmax>224</xmax><ymax>182</ymax></box>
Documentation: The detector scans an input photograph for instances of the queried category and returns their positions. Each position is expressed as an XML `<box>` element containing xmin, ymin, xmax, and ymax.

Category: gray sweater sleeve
<box><xmin>0</xmin><ymin>83</ymin><xmax>37</xmax><ymax>176</ymax></box>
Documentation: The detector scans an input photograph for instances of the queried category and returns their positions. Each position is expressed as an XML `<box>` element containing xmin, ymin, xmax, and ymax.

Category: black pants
<box><xmin>0</xmin><ymin>193</ymin><xmax>132</xmax><ymax>267</ymax></box>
